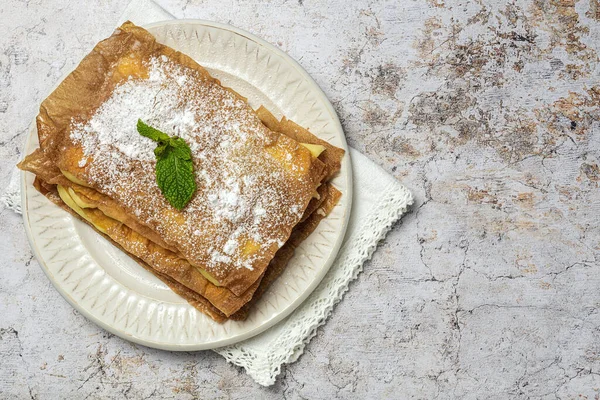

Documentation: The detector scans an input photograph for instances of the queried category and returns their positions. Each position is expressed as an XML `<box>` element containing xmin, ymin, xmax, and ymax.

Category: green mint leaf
<box><xmin>168</xmin><ymin>137</ymin><xmax>193</xmax><ymax>159</ymax></box>
<box><xmin>155</xmin><ymin>146</ymin><xmax>197</xmax><ymax>210</ymax></box>
<box><xmin>154</xmin><ymin>142</ymin><xmax>168</xmax><ymax>157</ymax></box>
<box><xmin>137</xmin><ymin>119</ymin><xmax>170</xmax><ymax>143</ymax></box>
<box><xmin>136</xmin><ymin>120</ymin><xmax>197</xmax><ymax>210</ymax></box>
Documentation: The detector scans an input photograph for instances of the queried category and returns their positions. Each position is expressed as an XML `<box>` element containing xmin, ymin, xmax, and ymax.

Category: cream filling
<box><xmin>60</xmin><ymin>170</ymin><xmax>90</xmax><ymax>187</ymax></box>
<box><xmin>68</xmin><ymin>187</ymin><xmax>94</xmax><ymax>208</ymax></box>
<box><xmin>300</xmin><ymin>143</ymin><xmax>325</xmax><ymax>158</ymax></box>
<box><xmin>57</xmin><ymin>185</ymin><xmax>109</xmax><ymax>234</ymax></box>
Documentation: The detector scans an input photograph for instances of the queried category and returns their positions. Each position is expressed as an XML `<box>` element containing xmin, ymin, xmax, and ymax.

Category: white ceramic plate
<box><xmin>21</xmin><ymin>20</ymin><xmax>352</xmax><ymax>350</ymax></box>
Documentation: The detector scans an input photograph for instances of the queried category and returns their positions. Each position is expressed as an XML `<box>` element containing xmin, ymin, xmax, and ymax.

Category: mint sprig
<box><xmin>137</xmin><ymin>119</ymin><xmax>197</xmax><ymax>210</ymax></box>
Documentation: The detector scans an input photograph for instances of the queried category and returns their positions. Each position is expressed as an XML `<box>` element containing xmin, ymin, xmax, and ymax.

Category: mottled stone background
<box><xmin>1</xmin><ymin>0</ymin><xmax>600</xmax><ymax>398</ymax></box>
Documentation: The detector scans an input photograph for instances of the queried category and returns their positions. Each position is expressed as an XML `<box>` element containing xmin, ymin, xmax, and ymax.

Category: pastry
<box><xmin>19</xmin><ymin>21</ymin><xmax>344</xmax><ymax>322</ymax></box>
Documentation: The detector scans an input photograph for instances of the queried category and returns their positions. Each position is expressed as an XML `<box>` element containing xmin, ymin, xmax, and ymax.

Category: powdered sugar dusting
<box><xmin>67</xmin><ymin>55</ymin><xmax>316</xmax><ymax>279</ymax></box>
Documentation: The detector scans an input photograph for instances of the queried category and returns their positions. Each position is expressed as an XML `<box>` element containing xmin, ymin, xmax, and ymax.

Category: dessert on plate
<box><xmin>18</xmin><ymin>22</ymin><xmax>344</xmax><ymax>322</ymax></box>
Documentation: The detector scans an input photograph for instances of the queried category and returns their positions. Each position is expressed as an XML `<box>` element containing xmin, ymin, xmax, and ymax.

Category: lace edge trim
<box><xmin>1</xmin><ymin>169</ymin><xmax>22</xmax><ymax>214</ymax></box>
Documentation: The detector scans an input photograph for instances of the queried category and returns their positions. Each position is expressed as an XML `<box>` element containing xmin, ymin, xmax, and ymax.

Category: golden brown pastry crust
<box><xmin>256</xmin><ymin>105</ymin><xmax>345</xmax><ymax>181</ymax></box>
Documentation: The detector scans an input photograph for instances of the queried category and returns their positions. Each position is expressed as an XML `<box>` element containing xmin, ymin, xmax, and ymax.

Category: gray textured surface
<box><xmin>1</xmin><ymin>0</ymin><xmax>600</xmax><ymax>398</ymax></box>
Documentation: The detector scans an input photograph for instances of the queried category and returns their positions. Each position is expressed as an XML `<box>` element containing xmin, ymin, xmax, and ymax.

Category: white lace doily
<box><xmin>3</xmin><ymin>0</ymin><xmax>414</xmax><ymax>386</ymax></box>
<box><xmin>1</xmin><ymin>167</ymin><xmax>21</xmax><ymax>214</ymax></box>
